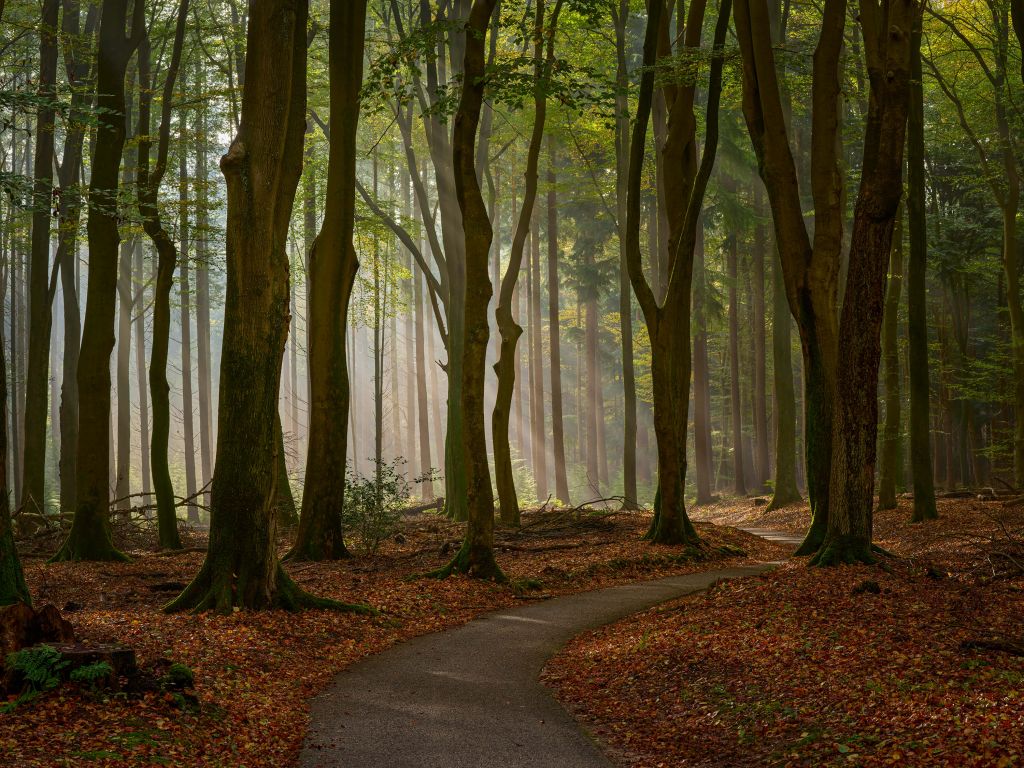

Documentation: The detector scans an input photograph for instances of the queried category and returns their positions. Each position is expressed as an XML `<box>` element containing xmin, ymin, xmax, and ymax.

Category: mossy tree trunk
<box><xmin>290</xmin><ymin>0</ymin><xmax>367</xmax><ymax>562</ymax></box>
<box><xmin>167</xmin><ymin>0</ymin><xmax>360</xmax><ymax>612</ymax></box>
<box><xmin>136</xmin><ymin>0</ymin><xmax>189</xmax><ymax>551</ymax></box>
<box><xmin>51</xmin><ymin>0</ymin><xmax>144</xmax><ymax>563</ymax></box>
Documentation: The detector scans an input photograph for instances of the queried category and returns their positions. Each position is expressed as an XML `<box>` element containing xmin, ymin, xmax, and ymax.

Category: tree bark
<box><xmin>290</xmin><ymin>0</ymin><xmax>367</xmax><ymax>562</ymax></box>
<box><xmin>734</xmin><ymin>0</ymin><xmax>846</xmax><ymax>556</ymax></box>
<box><xmin>51</xmin><ymin>0</ymin><xmax>144</xmax><ymax>562</ymax></box>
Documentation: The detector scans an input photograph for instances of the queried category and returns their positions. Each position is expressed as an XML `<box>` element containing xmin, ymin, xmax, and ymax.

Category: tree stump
<box><xmin>52</xmin><ymin>643</ymin><xmax>137</xmax><ymax>686</ymax></box>
<box><xmin>0</xmin><ymin>603</ymin><xmax>76</xmax><ymax>658</ymax></box>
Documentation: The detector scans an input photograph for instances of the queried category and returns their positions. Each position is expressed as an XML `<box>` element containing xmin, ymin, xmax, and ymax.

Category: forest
<box><xmin>0</xmin><ymin>0</ymin><xmax>1023</xmax><ymax>766</ymax></box>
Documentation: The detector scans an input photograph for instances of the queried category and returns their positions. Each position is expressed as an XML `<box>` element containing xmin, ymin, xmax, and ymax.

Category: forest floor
<box><xmin>3</xmin><ymin>507</ymin><xmax>786</xmax><ymax>767</ymax></box>
<box><xmin>545</xmin><ymin>497</ymin><xmax>1024</xmax><ymax>768</ymax></box>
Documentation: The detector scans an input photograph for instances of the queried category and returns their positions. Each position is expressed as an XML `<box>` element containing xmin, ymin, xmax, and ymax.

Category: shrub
<box><xmin>343</xmin><ymin>459</ymin><xmax>410</xmax><ymax>556</ymax></box>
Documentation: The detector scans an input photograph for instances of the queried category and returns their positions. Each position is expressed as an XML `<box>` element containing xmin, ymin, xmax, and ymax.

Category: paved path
<box><xmin>300</xmin><ymin>564</ymin><xmax>773</xmax><ymax>768</ymax></box>
<box><xmin>737</xmin><ymin>527</ymin><xmax>804</xmax><ymax>548</ymax></box>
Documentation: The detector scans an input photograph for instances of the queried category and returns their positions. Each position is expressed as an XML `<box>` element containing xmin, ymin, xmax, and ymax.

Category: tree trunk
<box><xmin>195</xmin><ymin>86</ymin><xmax>214</xmax><ymax>507</ymax></box>
<box><xmin>290</xmin><ymin>0</ymin><xmax>367</xmax><ymax>561</ymax></box>
<box><xmin>114</xmin><ymin>236</ymin><xmax>134</xmax><ymax>513</ymax></box>
<box><xmin>727</xmin><ymin>230</ymin><xmax>747</xmax><ymax>496</ymax></box>
<box><xmin>19</xmin><ymin>0</ymin><xmax>59</xmax><ymax>522</ymax></box>
<box><xmin>612</xmin><ymin>1</ymin><xmax>638</xmax><ymax>509</ymax></box>
<box><xmin>751</xmin><ymin>188</ymin><xmax>770</xmax><ymax>491</ymax></box>
<box><xmin>179</xmin><ymin>235</ymin><xmax>199</xmax><ymax>525</ymax></box>
<box><xmin>529</xmin><ymin>211</ymin><xmax>548</xmax><ymax>502</ymax></box>
<box><xmin>905</xmin><ymin>8</ymin><xmax>937</xmax><ymax>521</ymax></box>
<box><xmin>56</xmin><ymin>1</ymin><xmax>97</xmax><ymax>517</ymax></box>
<box><xmin>815</xmin><ymin>1</ymin><xmax>919</xmax><ymax>565</ymax></box>
<box><xmin>414</xmin><ymin>266</ymin><xmax>434</xmax><ymax>499</ymax></box>
<box><xmin>436</xmin><ymin>0</ymin><xmax>502</xmax><ymax>580</ymax></box>
<box><xmin>768</xmin><ymin>243</ymin><xmax>801</xmax><ymax>508</ymax></box>
<box><xmin>134</xmin><ymin>243</ymin><xmax>151</xmax><ymax>502</ymax></box>
<box><xmin>547</xmin><ymin>137</ymin><xmax>571</xmax><ymax>505</ymax></box>
<box><xmin>878</xmin><ymin>209</ymin><xmax>904</xmax><ymax>510</ymax></box>
<box><xmin>692</xmin><ymin>218</ymin><xmax>715</xmax><ymax>504</ymax></box>
<box><xmin>168</xmin><ymin>0</ymin><xmax>349</xmax><ymax>611</ymax></box>
<box><xmin>626</xmin><ymin>0</ymin><xmax>729</xmax><ymax>545</ymax></box>
<box><xmin>0</xmin><ymin>333</ymin><xmax>28</xmax><ymax>606</ymax></box>
<box><xmin>52</xmin><ymin>0</ymin><xmax>143</xmax><ymax>562</ymax></box>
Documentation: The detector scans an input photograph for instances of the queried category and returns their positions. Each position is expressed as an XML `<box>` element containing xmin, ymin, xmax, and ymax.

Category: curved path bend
<box><xmin>300</xmin><ymin>564</ymin><xmax>775</xmax><ymax>768</ymax></box>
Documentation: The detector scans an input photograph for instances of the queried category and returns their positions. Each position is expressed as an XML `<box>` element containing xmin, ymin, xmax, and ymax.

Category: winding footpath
<box><xmin>299</xmin><ymin>555</ymin><xmax>794</xmax><ymax>768</ymax></box>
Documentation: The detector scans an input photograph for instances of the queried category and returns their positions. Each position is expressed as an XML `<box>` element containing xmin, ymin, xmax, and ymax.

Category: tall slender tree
<box><xmin>624</xmin><ymin>0</ymin><xmax>731</xmax><ymax>544</ymax></box>
<box><xmin>136</xmin><ymin>0</ymin><xmax>189</xmax><ymax>550</ymax></box>
<box><xmin>19</xmin><ymin>0</ymin><xmax>59</xmax><ymax>523</ymax></box>
<box><xmin>290</xmin><ymin>0</ymin><xmax>368</xmax><ymax>562</ymax></box>
<box><xmin>51</xmin><ymin>0</ymin><xmax>144</xmax><ymax>562</ymax></box>
<box><xmin>435</xmin><ymin>0</ymin><xmax>502</xmax><ymax>579</ymax></box>
<box><xmin>906</xmin><ymin>8</ymin><xmax>936</xmax><ymax>521</ymax></box>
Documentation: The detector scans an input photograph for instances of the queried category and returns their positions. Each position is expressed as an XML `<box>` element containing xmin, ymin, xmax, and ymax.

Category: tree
<box><xmin>434</xmin><ymin>0</ymin><xmax>503</xmax><ymax>580</ymax></box>
<box><xmin>492</xmin><ymin>0</ymin><xmax>562</xmax><ymax>526</ymax></box>
<box><xmin>51</xmin><ymin>0</ymin><xmax>144</xmax><ymax>563</ymax></box>
<box><xmin>290</xmin><ymin>0</ymin><xmax>368</xmax><ymax>562</ymax></box>
<box><xmin>19</xmin><ymin>0</ymin><xmax>59</xmax><ymax>525</ymax></box>
<box><xmin>815</xmin><ymin>0</ymin><xmax>921</xmax><ymax>565</ymax></box>
<box><xmin>56</xmin><ymin>0</ymin><xmax>99</xmax><ymax>517</ymax></box>
<box><xmin>167</xmin><ymin>0</ymin><xmax>359</xmax><ymax>611</ymax></box>
<box><xmin>136</xmin><ymin>0</ymin><xmax>190</xmax><ymax>551</ymax></box>
<box><xmin>624</xmin><ymin>0</ymin><xmax>731</xmax><ymax>545</ymax></box>
<box><xmin>878</xmin><ymin>209</ymin><xmax>904</xmax><ymax>511</ymax></box>
<box><xmin>906</xmin><ymin>9</ymin><xmax>937</xmax><ymax>521</ymax></box>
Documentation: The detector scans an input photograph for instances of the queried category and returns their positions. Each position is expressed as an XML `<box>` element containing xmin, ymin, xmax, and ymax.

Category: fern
<box><xmin>69</xmin><ymin>661</ymin><xmax>113</xmax><ymax>686</ymax></box>
<box><xmin>6</xmin><ymin>645</ymin><xmax>69</xmax><ymax>693</ymax></box>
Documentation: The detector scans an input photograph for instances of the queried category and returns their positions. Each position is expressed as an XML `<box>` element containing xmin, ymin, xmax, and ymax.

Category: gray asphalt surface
<box><xmin>299</xmin><ymin>564</ymin><xmax>774</xmax><ymax>768</ymax></box>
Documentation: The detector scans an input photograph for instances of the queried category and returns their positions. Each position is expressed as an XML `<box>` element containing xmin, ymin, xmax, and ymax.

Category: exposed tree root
<box><xmin>164</xmin><ymin>562</ymin><xmax>374</xmax><ymax>614</ymax></box>
<box><xmin>809</xmin><ymin>535</ymin><xmax>876</xmax><ymax>566</ymax></box>
<box><xmin>48</xmin><ymin>537</ymin><xmax>131</xmax><ymax>564</ymax></box>
<box><xmin>766</xmin><ymin>491</ymin><xmax>802</xmax><ymax>512</ymax></box>
<box><xmin>426</xmin><ymin>540</ymin><xmax>506</xmax><ymax>582</ymax></box>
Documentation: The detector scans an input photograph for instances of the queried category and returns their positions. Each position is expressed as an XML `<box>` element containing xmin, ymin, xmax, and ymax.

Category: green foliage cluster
<box><xmin>343</xmin><ymin>460</ymin><xmax>413</xmax><ymax>556</ymax></box>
